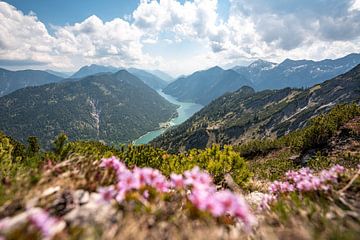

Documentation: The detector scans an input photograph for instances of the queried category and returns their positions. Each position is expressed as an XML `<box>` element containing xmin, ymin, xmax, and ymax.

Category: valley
<box><xmin>134</xmin><ymin>90</ymin><xmax>203</xmax><ymax>144</ymax></box>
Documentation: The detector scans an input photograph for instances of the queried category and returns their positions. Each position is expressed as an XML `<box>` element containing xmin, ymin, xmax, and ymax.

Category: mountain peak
<box><xmin>238</xmin><ymin>85</ymin><xmax>256</xmax><ymax>94</ymax></box>
<box><xmin>248</xmin><ymin>59</ymin><xmax>277</xmax><ymax>70</ymax></box>
<box><xmin>208</xmin><ymin>66</ymin><xmax>223</xmax><ymax>71</ymax></box>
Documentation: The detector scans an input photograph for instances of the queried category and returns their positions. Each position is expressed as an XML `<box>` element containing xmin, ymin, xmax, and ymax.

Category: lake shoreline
<box><xmin>132</xmin><ymin>109</ymin><xmax>179</xmax><ymax>144</ymax></box>
<box><xmin>133</xmin><ymin>90</ymin><xmax>203</xmax><ymax>145</ymax></box>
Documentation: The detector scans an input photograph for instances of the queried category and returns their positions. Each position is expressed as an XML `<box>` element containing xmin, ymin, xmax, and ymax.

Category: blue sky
<box><xmin>4</xmin><ymin>0</ymin><xmax>140</xmax><ymax>26</ymax></box>
<box><xmin>0</xmin><ymin>0</ymin><xmax>359</xmax><ymax>76</ymax></box>
<box><xmin>4</xmin><ymin>0</ymin><xmax>230</xmax><ymax>26</ymax></box>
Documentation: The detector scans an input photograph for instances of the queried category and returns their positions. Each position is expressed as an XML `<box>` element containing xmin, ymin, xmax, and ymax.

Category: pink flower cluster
<box><xmin>99</xmin><ymin>157</ymin><xmax>255</xmax><ymax>229</ymax></box>
<box><xmin>28</xmin><ymin>209</ymin><xmax>61</xmax><ymax>239</ymax></box>
<box><xmin>269</xmin><ymin>165</ymin><xmax>345</xmax><ymax>195</ymax></box>
<box><xmin>184</xmin><ymin>167</ymin><xmax>255</xmax><ymax>229</ymax></box>
<box><xmin>99</xmin><ymin>157</ymin><xmax>172</xmax><ymax>203</ymax></box>
<box><xmin>261</xmin><ymin>165</ymin><xmax>346</xmax><ymax>209</ymax></box>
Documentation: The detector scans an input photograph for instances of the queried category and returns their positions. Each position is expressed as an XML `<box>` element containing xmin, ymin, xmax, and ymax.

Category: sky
<box><xmin>0</xmin><ymin>0</ymin><xmax>359</xmax><ymax>76</ymax></box>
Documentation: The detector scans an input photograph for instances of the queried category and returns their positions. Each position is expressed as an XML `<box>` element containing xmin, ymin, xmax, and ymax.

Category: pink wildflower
<box><xmin>133</xmin><ymin>167</ymin><xmax>153</xmax><ymax>186</ymax></box>
<box><xmin>234</xmin><ymin>195</ymin><xmax>256</xmax><ymax>230</ymax></box>
<box><xmin>204</xmin><ymin>199</ymin><xmax>224</xmax><ymax>217</ymax></box>
<box><xmin>117</xmin><ymin>171</ymin><xmax>141</xmax><ymax>191</ymax></box>
<box><xmin>215</xmin><ymin>190</ymin><xmax>238</xmax><ymax>215</ymax></box>
<box><xmin>143</xmin><ymin>190</ymin><xmax>150</xmax><ymax>199</ymax></box>
<box><xmin>330</xmin><ymin>164</ymin><xmax>345</xmax><ymax>174</ymax></box>
<box><xmin>98</xmin><ymin>186</ymin><xmax>117</xmax><ymax>202</ymax></box>
<box><xmin>115</xmin><ymin>189</ymin><xmax>126</xmax><ymax>203</ymax></box>
<box><xmin>259</xmin><ymin>194</ymin><xmax>276</xmax><ymax>210</ymax></box>
<box><xmin>100</xmin><ymin>156</ymin><xmax>127</xmax><ymax>179</ymax></box>
<box><xmin>188</xmin><ymin>188</ymin><xmax>210</xmax><ymax>210</ymax></box>
<box><xmin>184</xmin><ymin>166</ymin><xmax>201</xmax><ymax>185</ymax></box>
<box><xmin>28</xmin><ymin>209</ymin><xmax>61</xmax><ymax>239</ymax></box>
<box><xmin>263</xmin><ymin>164</ymin><xmax>347</xmax><ymax>209</ymax></box>
<box><xmin>170</xmin><ymin>173</ymin><xmax>185</xmax><ymax>189</ymax></box>
<box><xmin>98</xmin><ymin>157</ymin><xmax>255</xmax><ymax>230</ymax></box>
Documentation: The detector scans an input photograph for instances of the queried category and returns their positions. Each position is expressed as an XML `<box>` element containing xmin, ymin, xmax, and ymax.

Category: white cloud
<box><xmin>0</xmin><ymin>0</ymin><xmax>359</xmax><ymax>74</ymax></box>
<box><xmin>0</xmin><ymin>2</ymin><xmax>160</xmax><ymax>71</ymax></box>
<box><xmin>53</xmin><ymin>15</ymin><xmax>155</xmax><ymax>67</ymax></box>
<box><xmin>350</xmin><ymin>0</ymin><xmax>360</xmax><ymax>11</ymax></box>
<box><xmin>133</xmin><ymin>0</ymin><xmax>220</xmax><ymax>40</ymax></box>
<box><xmin>0</xmin><ymin>2</ymin><xmax>70</xmax><ymax>68</ymax></box>
<box><xmin>202</xmin><ymin>0</ymin><xmax>360</xmax><ymax>66</ymax></box>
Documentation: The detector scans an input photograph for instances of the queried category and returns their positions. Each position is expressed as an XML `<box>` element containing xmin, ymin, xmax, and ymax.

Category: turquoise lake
<box><xmin>134</xmin><ymin>90</ymin><xmax>203</xmax><ymax>145</ymax></box>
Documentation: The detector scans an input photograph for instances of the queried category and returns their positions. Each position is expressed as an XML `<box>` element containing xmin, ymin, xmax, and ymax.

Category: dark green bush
<box><xmin>236</xmin><ymin>104</ymin><xmax>360</xmax><ymax>159</ymax></box>
<box><xmin>284</xmin><ymin>103</ymin><xmax>360</xmax><ymax>152</ymax></box>
<box><xmin>160</xmin><ymin>145</ymin><xmax>251</xmax><ymax>186</ymax></box>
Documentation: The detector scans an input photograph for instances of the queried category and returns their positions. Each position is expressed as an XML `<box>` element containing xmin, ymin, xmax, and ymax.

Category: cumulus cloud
<box><xmin>53</xmin><ymin>15</ymin><xmax>157</xmax><ymax>67</ymax></box>
<box><xmin>133</xmin><ymin>0</ymin><xmax>220</xmax><ymax>40</ymax></box>
<box><xmin>0</xmin><ymin>2</ymin><xmax>159</xmax><ymax>70</ymax></box>
<box><xmin>0</xmin><ymin>2</ymin><xmax>67</xmax><ymax>68</ymax></box>
<box><xmin>212</xmin><ymin>0</ymin><xmax>360</xmax><ymax>63</ymax></box>
<box><xmin>350</xmin><ymin>0</ymin><xmax>360</xmax><ymax>11</ymax></box>
<box><xmin>0</xmin><ymin>0</ymin><xmax>359</xmax><ymax>74</ymax></box>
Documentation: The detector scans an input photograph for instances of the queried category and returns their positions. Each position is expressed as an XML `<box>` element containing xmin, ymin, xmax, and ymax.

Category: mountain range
<box><xmin>70</xmin><ymin>64</ymin><xmax>168</xmax><ymax>90</ymax></box>
<box><xmin>0</xmin><ymin>70</ymin><xmax>177</xmax><ymax>147</ymax></box>
<box><xmin>163</xmin><ymin>53</ymin><xmax>360</xmax><ymax>106</ymax></box>
<box><xmin>0</xmin><ymin>68</ymin><xmax>63</xmax><ymax>97</ymax></box>
<box><xmin>163</xmin><ymin>66</ymin><xmax>252</xmax><ymax>105</ymax></box>
<box><xmin>233</xmin><ymin>53</ymin><xmax>360</xmax><ymax>90</ymax></box>
<box><xmin>151</xmin><ymin>64</ymin><xmax>360</xmax><ymax>152</ymax></box>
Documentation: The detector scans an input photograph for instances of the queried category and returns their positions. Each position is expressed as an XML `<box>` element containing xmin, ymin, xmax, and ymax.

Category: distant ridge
<box><xmin>71</xmin><ymin>64</ymin><xmax>168</xmax><ymax>90</ymax></box>
<box><xmin>0</xmin><ymin>68</ymin><xmax>63</xmax><ymax>97</ymax></box>
<box><xmin>46</xmin><ymin>69</ymin><xmax>73</xmax><ymax>78</ymax></box>
<box><xmin>232</xmin><ymin>53</ymin><xmax>360</xmax><ymax>90</ymax></box>
<box><xmin>163</xmin><ymin>66</ymin><xmax>252</xmax><ymax>105</ymax></box>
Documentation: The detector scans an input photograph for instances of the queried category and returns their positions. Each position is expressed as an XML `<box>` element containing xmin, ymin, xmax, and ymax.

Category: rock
<box><xmin>74</xmin><ymin>190</ymin><xmax>90</xmax><ymax>205</ymax></box>
<box><xmin>0</xmin><ymin>208</ymin><xmax>65</xmax><ymax>236</ymax></box>
<box><xmin>49</xmin><ymin>191</ymin><xmax>74</xmax><ymax>216</ymax></box>
<box><xmin>64</xmin><ymin>193</ymin><xmax>117</xmax><ymax>226</ymax></box>
<box><xmin>289</xmin><ymin>155</ymin><xmax>300</xmax><ymax>161</ymax></box>
<box><xmin>300</xmin><ymin>149</ymin><xmax>316</xmax><ymax>164</ymax></box>
<box><xmin>0</xmin><ymin>211</ymin><xmax>29</xmax><ymax>235</ymax></box>
<box><xmin>245</xmin><ymin>191</ymin><xmax>266</xmax><ymax>207</ymax></box>
<box><xmin>26</xmin><ymin>197</ymin><xmax>39</xmax><ymax>209</ymax></box>
<box><xmin>41</xmin><ymin>186</ymin><xmax>61</xmax><ymax>197</ymax></box>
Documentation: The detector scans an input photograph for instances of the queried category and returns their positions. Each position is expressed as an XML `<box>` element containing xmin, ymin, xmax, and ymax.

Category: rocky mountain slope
<box><xmin>163</xmin><ymin>66</ymin><xmax>252</xmax><ymax>105</ymax></box>
<box><xmin>152</xmin><ymin>64</ymin><xmax>360</xmax><ymax>152</ymax></box>
<box><xmin>233</xmin><ymin>53</ymin><xmax>360</xmax><ymax>90</ymax></box>
<box><xmin>0</xmin><ymin>68</ymin><xmax>63</xmax><ymax>97</ymax></box>
<box><xmin>0</xmin><ymin>70</ymin><xmax>177</xmax><ymax>147</ymax></box>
